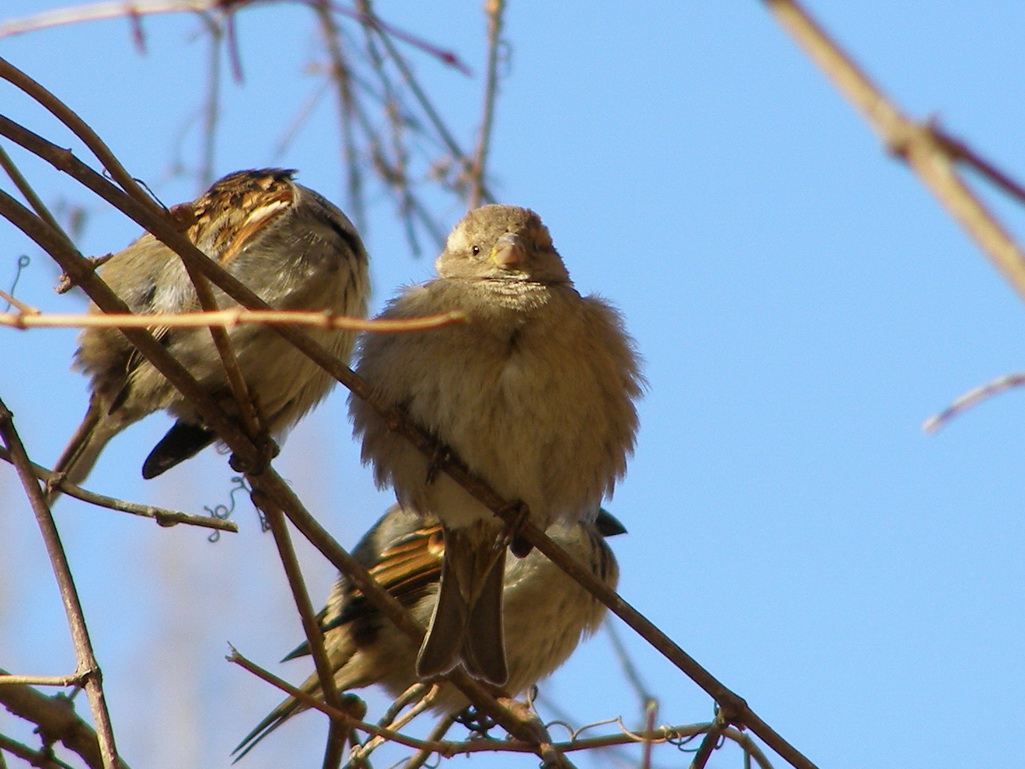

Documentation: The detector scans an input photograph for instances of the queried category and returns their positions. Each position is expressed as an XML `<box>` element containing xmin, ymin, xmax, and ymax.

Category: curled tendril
<box><xmin>205</xmin><ymin>475</ymin><xmax>254</xmax><ymax>542</ymax></box>
<box><xmin>666</xmin><ymin>729</ymin><xmax>703</xmax><ymax>752</ymax></box>
<box><xmin>452</xmin><ymin>707</ymin><xmax>498</xmax><ymax>739</ymax></box>
<box><xmin>4</xmin><ymin>255</ymin><xmax>30</xmax><ymax>311</ymax></box>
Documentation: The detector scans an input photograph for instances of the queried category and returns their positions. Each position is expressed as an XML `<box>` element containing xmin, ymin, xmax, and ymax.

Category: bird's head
<box><xmin>435</xmin><ymin>204</ymin><xmax>571</xmax><ymax>284</ymax></box>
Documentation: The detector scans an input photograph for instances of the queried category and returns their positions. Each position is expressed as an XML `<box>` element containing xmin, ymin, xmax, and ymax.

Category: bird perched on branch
<box><xmin>350</xmin><ymin>204</ymin><xmax>642</xmax><ymax>685</ymax></box>
<box><xmin>232</xmin><ymin>504</ymin><xmax>625</xmax><ymax>761</ymax></box>
<box><xmin>51</xmin><ymin>168</ymin><xmax>369</xmax><ymax>495</ymax></box>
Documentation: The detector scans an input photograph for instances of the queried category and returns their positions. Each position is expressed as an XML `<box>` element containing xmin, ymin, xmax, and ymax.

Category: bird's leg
<box><xmin>497</xmin><ymin>501</ymin><xmax>534</xmax><ymax>558</ymax></box>
<box><xmin>228</xmin><ymin>437</ymin><xmax>279</xmax><ymax>474</ymax></box>
<box><xmin>228</xmin><ymin>392</ymin><xmax>279</xmax><ymax>474</ymax></box>
<box><xmin>424</xmin><ymin>440</ymin><xmax>453</xmax><ymax>485</ymax></box>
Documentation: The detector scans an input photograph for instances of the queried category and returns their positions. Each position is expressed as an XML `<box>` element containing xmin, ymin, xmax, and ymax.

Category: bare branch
<box><xmin>763</xmin><ymin>0</ymin><xmax>1025</xmax><ymax>305</ymax></box>
<box><xmin>250</xmin><ymin>492</ymin><xmax>350</xmax><ymax>769</ymax></box>
<box><xmin>0</xmin><ymin>401</ymin><xmax>121</xmax><ymax>769</ymax></box>
<box><xmin>0</xmin><ymin>668</ymin><xmax>127</xmax><ymax>769</ymax></box>
<box><xmin>0</xmin><ymin>673</ymin><xmax>85</xmax><ymax>687</ymax></box>
<box><xmin>0</xmin><ymin>303</ymin><xmax>465</xmax><ymax>333</ymax></box>
<box><xmin>0</xmin><ymin>446</ymin><xmax>238</xmax><ymax>532</ymax></box>
<box><xmin>922</xmin><ymin>371</ymin><xmax>1025</xmax><ymax>433</ymax></box>
<box><xmin>0</xmin><ymin>142</ymin><xmax>73</xmax><ymax>248</ymax></box>
<box><xmin>468</xmin><ymin>0</ymin><xmax>504</xmax><ymax>208</ymax></box>
<box><xmin>0</xmin><ymin>732</ymin><xmax>75</xmax><ymax>769</ymax></box>
<box><xmin>0</xmin><ymin>0</ymin><xmax>214</xmax><ymax>39</ymax></box>
<box><xmin>227</xmin><ymin>649</ymin><xmax>434</xmax><ymax>752</ymax></box>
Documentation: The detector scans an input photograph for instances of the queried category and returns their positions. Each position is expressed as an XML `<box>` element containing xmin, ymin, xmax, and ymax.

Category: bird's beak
<box><xmin>490</xmin><ymin>232</ymin><xmax>526</xmax><ymax>269</ymax></box>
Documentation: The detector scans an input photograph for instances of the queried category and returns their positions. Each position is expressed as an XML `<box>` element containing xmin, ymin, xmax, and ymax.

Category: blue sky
<box><xmin>2</xmin><ymin>3</ymin><xmax>1025</xmax><ymax>768</ymax></box>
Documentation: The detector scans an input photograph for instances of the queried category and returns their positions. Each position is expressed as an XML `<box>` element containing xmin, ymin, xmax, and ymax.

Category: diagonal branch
<box><xmin>763</xmin><ymin>0</ymin><xmax>1025</xmax><ymax>304</ymax></box>
<box><xmin>252</xmin><ymin>492</ymin><xmax>350</xmax><ymax>769</ymax></box>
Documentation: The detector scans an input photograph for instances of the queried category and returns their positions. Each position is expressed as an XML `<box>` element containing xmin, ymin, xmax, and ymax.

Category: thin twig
<box><xmin>640</xmin><ymin>697</ymin><xmax>657</xmax><ymax>769</ymax></box>
<box><xmin>0</xmin><ymin>0</ymin><xmax>212</xmax><ymax>39</ymax></box>
<box><xmin>0</xmin><ymin>398</ymin><xmax>121</xmax><ymax>769</ymax></box>
<box><xmin>0</xmin><ymin>0</ymin><xmax>470</xmax><ymax>72</ymax></box>
<box><xmin>317</xmin><ymin>0</ymin><xmax>472</xmax><ymax>75</ymax></box>
<box><xmin>354</xmin><ymin>0</ymin><xmax>422</xmax><ymax>255</ymax></box>
<box><xmin>397</xmin><ymin>714</ymin><xmax>456</xmax><ymax>769</ymax></box>
<box><xmin>346</xmin><ymin>686</ymin><xmax>436</xmax><ymax>767</ymax></box>
<box><xmin>236</xmin><ymin>647</ymin><xmax>725</xmax><ymax>764</ymax></box>
<box><xmin>0</xmin><ymin>673</ymin><xmax>86</xmax><ymax>687</ymax></box>
<box><xmin>605</xmin><ymin>619</ymin><xmax>657</xmax><ymax>707</ymax></box>
<box><xmin>197</xmin><ymin>13</ymin><xmax>224</xmax><ymax>188</ymax></box>
<box><xmin>0</xmin><ymin>445</ymin><xmax>238</xmax><ymax>532</ymax></box>
<box><xmin>689</xmin><ymin>716</ymin><xmax>726</xmax><ymax>769</ymax></box>
<box><xmin>252</xmin><ymin>492</ymin><xmax>349</xmax><ymax>769</ymax></box>
<box><xmin>366</xmin><ymin>12</ymin><xmax>487</xmax><ymax>200</ymax></box>
<box><xmin>0</xmin><ymin>142</ymin><xmax>73</xmax><ymax>247</ymax></box>
<box><xmin>763</xmin><ymin>0</ymin><xmax>1025</xmax><ymax>304</ymax></box>
<box><xmin>469</xmin><ymin>0</ymin><xmax>504</xmax><ymax>208</ymax></box>
<box><xmin>922</xmin><ymin>371</ymin><xmax>1025</xmax><ymax>433</ymax></box>
<box><xmin>0</xmin><ymin>304</ymin><xmax>465</xmax><ymax>332</ymax></box>
<box><xmin>0</xmin><ymin>58</ymin><xmax>165</xmax><ymax>223</ymax></box>
<box><xmin>931</xmin><ymin>124</ymin><xmax>1025</xmax><ymax>207</ymax></box>
<box><xmin>312</xmin><ymin>0</ymin><xmax>365</xmax><ymax>230</ymax></box>
<box><xmin>227</xmin><ymin>649</ymin><xmax>434</xmax><ymax>751</ymax></box>
<box><xmin>0</xmin><ymin>733</ymin><xmax>74</xmax><ymax>769</ymax></box>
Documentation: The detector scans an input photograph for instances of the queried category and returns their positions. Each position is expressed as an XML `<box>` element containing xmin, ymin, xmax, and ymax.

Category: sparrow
<box><xmin>232</xmin><ymin>504</ymin><xmax>625</xmax><ymax>760</ymax></box>
<box><xmin>51</xmin><ymin>168</ymin><xmax>369</xmax><ymax>495</ymax></box>
<box><xmin>349</xmin><ymin>204</ymin><xmax>642</xmax><ymax>685</ymax></box>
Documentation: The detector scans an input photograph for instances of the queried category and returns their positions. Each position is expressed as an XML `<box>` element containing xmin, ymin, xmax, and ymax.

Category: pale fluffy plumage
<box><xmin>232</xmin><ymin>505</ymin><xmax>624</xmax><ymax>761</ymax></box>
<box><xmin>52</xmin><ymin>168</ymin><xmax>369</xmax><ymax>493</ymax></box>
<box><xmin>349</xmin><ymin>204</ymin><xmax>642</xmax><ymax>684</ymax></box>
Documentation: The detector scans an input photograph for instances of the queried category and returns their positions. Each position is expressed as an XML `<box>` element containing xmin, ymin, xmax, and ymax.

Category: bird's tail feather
<box><xmin>142</xmin><ymin>419</ymin><xmax>216</xmax><ymax>479</ymax></box>
<box><xmin>232</xmin><ymin>696</ymin><xmax>304</xmax><ymax>763</ymax></box>
<box><xmin>462</xmin><ymin>547</ymin><xmax>507</xmax><ymax>686</ymax></box>
<box><xmin>48</xmin><ymin>397</ymin><xmax>129</xmax><ymax>503</ymax></box>
<box><xmin>416</xmin><ymin>527</ymin><xmax>508</xmax><ymax>686</ymax></box>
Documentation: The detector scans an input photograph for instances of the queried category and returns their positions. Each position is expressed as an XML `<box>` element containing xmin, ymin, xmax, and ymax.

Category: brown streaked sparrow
<box><xmin>348</xmin><ymin>204</ymin><xmax>643</xmax><ymax>685</ymax></box>
<box><xmin>51</xmin><ymin>168</ymin><xmax>369</xmax><ymax>493</ymax></box>
<box><xmin>232</xmin><ymin>504</ymin><xmax>625</xmax><ymax>760</ymax></box>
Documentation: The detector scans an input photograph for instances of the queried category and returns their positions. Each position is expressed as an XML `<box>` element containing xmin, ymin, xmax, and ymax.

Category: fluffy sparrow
<box><xmin>349</xmin><ymin>204</ymin><xmax>642</xmax><ymax>684</ymax></box>
<box><xmin>52</xmin><ymin>168</ymin><xmax>369</xmax><ymax>493</ymax></box>
<box><xmin>233</xmin><ymin>504</ymin><xmax>625</xmax><ymax>760</ymax></box>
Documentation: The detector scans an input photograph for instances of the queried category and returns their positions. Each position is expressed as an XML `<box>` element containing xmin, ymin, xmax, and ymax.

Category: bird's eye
<box><xmin>471</xmin><ymin>245</ymin><xmax>481</xmax><ymax>256</ymax></box>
